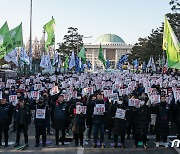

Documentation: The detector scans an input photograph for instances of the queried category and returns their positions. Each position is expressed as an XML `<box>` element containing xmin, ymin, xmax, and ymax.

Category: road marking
<box><xmin>77</xmin><ymin>147</ymin><xmax>84</xmax><ymax>154</ymax></box>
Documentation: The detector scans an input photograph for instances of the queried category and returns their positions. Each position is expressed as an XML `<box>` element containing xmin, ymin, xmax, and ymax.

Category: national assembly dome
<box><xmin>95</xmin><ymin>34</ymin><xmax>125</xmax><ymax>45</ymax></box>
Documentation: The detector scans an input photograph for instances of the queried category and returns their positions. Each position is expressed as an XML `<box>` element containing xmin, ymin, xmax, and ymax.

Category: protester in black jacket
<box><xmin>0</xmin><ymin>98</ymin><xmax>13</xmax><ymax>147</ymax></box>
<box><xmin>133</xmin><ymin>99</ymin><xmax>150</xmax><ymax>149</ymax></box>
<box><xmin>51</xmin><ymin>94</ymin><xmax>69</xmax><ymax>146</ymax></box>
<box><xmin>34</xmin><ymin>97</ymin><xmax>50</xmax><ymax>147</ymax></box>
<box><xmin>14</xmin><ymin>98</ymin><xmax>31</xmax><ymax>147</ymax></box>
<box><xmin>90</xmin><ymin>92</ymin><xmax>109</xmax><ymax>148</ymax></box>
<box><xmin>155</xmin><ymin>96</ymin><xmax>170</xmax><ymax>148</ymax></box>
<box><xmin>110</xmin><ymin>100</ymin><xmax>127</xmax><ymax>148</ymax></box>
<box><xmin>71</xmin><ymin>97</ymin><xmax>87</xmax><ymax>147</ymax></box>
<box><xmin>173</xmin><ymin>100</ymin><xmax>180</xmax><ymax>140</ymax></box>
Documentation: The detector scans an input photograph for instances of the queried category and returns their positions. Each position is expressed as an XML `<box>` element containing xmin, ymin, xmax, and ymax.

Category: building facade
<box><xmin>84</xmin><ymin>34</ymin><xmax>133</xmax><ymax>69</ymax></box>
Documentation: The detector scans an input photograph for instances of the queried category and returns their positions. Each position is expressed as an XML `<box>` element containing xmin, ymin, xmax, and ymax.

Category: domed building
<box><xmin>84</xmin><ymin>34</ymin><xmax>133</xmax><ymax>69</ymax></box>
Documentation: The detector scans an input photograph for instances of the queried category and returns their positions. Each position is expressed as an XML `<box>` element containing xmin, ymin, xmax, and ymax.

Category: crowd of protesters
<box><xmin>0</xmin><ymin>71</ymin><xmax>179</xmax><ymax>149</ymax></box>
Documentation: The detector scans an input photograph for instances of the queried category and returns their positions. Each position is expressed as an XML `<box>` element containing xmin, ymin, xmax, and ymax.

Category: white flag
<box><xmin>52</xmin><ymin>52</ymin><xmax>59</xmax><ymax>66</ymax></box>
<box><xmin>20</xmin><ymin>47</ymin><xmax>30</xmax><ymax>65</ymax></box>
<box><xmin>40</xmin><ymin>53</ymin><xmax>46</xmax><ymax>68</ymax></box>
<box><xmin>69</xmin><ymin>50</ymin><xmax>75</xmax><ymax>69</ymax></box>
<box><xmin>44</xmin><ymin>54</ymin><xmax>52</xmax><ymax>69</ymax></box>
<box><xmin>4</xmin><ymin>49</ymin><xmax>18</xmax><ymax>66</ymax></box>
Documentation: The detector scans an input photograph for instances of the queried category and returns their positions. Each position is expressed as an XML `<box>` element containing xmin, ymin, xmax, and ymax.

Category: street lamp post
<box><xmin>29</xmin><ymin>0</ymin><xmax>33</xmax><ymax>73</ymax></box>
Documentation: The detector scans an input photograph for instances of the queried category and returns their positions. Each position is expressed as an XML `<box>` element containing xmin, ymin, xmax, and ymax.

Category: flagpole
<box><xmin>29</xmin><ymin>0</ymin><xmax>33</xmax><ymax>73</ymax></box>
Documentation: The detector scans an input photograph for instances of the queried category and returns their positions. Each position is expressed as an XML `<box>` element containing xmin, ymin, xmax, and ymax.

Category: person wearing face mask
<box><xmin>71</xmin><ymin>96</ymin><xmax>87</xmax><ymax>147</ymax></box>
<box><xmin>0</xmin><ymin>98</ymin><xmax>13</xmax><ymax>147</ymax></box>
<box><xmin>34</xmin><ymin>97</ymin><xmax>49</xmax><ymax>147</ymax></box>
<box><xmin>14</xmin><ymin>98</ymin><xmax>31</xmax><ymax>147</ymax></box>
<box><xmin>133</xmin><ymin>98</ymin><xmax>150</xmax><ymax>149</ymax></box>
<box><xmin>155</xmin><ymin>96</ymin><xmax>170</xmax><ymax>148</ymax></box>
<box><xmin>51</xmin><ymin>94</ymin><xmax>69</xmax><ymax>146</ymax></box>
<box><xmin>110</xmin><ymin>99</ymin><xmax>127</xmax><ymax>148</ymax></box>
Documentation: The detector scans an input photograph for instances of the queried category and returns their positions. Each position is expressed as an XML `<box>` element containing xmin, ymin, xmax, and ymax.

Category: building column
<box><xmin>115</xmin><ymin>49</ymin><xmax>118</xmax><ymax>68</ymax></box>
<box><xmin>92</xmin><ymin>49</ymin><xmax>95</xmax><ymax>70</ymax></box>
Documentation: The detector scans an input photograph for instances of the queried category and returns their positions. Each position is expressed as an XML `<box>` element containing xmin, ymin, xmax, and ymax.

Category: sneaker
<box><xmin>164</xmin><ymin>142</ymin><xmax>169</xmax><ymax>148</ymax></box>
<box><xmin>143</xmin><ymin>145</ymin><xmax>148</xmax><ymax>149</ymax></box>
<box><xmin>156</xmin><ymin>142</ymin><xmax>160</xmax><ymax>148</ymax></box>
<box><xmin>101</xmin><ymin>143</ymin><xmax>105</xmax><ymax>148</ymax></box>
<box><xmin>14</xmin><ymin>143</ymin><xmax>20</xmax><ymax>147</ymax></box>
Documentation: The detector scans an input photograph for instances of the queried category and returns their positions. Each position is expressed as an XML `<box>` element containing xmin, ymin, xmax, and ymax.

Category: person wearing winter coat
<box><xmin>51</xmin><ymin>94</ymin><xmax>69</xmax><ymax>146</ymax></box>
<box><xmin>155</xmin><ymin>96</ymin><xmax>170</xmax><ymax>148</ymax></box>
<box><xmin>71</xmin><ymin>97</ymin><xmax>87</xmax><ymax>147</ymax></box>
<box><xmin>34</xmin><ymin>97</ymin><xmax>50</xmax><ymax>147</ymax></box>
<box><xmin>110</xmin><ymin>100</ymin><xmax>127</xmax><ymax>148</ymax></box>
<box><xmin>90</xmin><ymin>92</ymin><xmax>109</xmax><ymax>148</ymax></box>
<box><xmin>173</xmin><ymin>100</ymin><xmax>180</xmax><ymax>140</ymax></box>
<box><xmin>14</xmin><ymin>98</ymin><xmax>31</xmax><ymax>147</ymax></box>
<box><xmin>133</xmin><ymin>99</ymin><xmax>150</xmax><ymax>149</ymax></box>
<box><xmin>0</xmin><ymin>98</ymin><xmax>13</xmax><ymax>147</ymax></box>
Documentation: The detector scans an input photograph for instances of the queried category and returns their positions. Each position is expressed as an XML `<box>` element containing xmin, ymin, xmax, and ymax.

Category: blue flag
<box><xmin>75</xmin><ymin>56</ymin><xmax>80</xmax><ymax>72</ymax></box>
<box><xmin>69</xmin><ymin>50</ymin><xmax>75</xmax><ymax>69</ymax></box>
<box><xmin>117</xmin><ymin>55</ymin><xmax>128</xmax><ymax>70</ymax></box>
<box><xmin>142</xmin><ymin>61</ymin><xmax>146</xmax><ymax>71</ymax></box>
<box><xmin>87</xmin><ymin>61</ymin><xmax>92</xmax><ymax>70</ymax></box>
<box><xmin>133</xmin><ymin>59</ymin><xmax>139</xmax><ymax>70</ymax></box>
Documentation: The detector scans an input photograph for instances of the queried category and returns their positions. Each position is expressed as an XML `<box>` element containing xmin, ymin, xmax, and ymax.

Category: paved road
<box><xmin>0</xmin><ymin>124</ymin><xmax>179</xmax><ymax>154</ymax></box>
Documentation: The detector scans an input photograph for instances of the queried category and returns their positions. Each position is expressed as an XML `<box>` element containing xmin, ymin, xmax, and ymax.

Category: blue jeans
<box><xmin>93</xmin><ymin>124</ymin><xmax>105</xmax><ymax>144</ymax></box>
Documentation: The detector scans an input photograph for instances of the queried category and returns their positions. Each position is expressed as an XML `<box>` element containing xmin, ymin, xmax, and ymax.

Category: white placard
<box><xmin>108</xmin><ymin>93</ymin><xmax>119</xmax><ymax>101</ymax></box>
<box><xmin>134</xmin><ymin>99</ymin><xmax>140</xmax><ymax>108</ymax></box>
<box><xmin>150</xmin><ymin>95</ymin><xmax>160</xmax><ymax>104</ymax></box>
<box><xmin>36</xmin><ymin>109</ymin><xmax>46</xmax><ymax>119</ymax></box>
<box><xmin>94</xmin><ymin>104</ymin><xmax>105</xmax><ymax>115</ymax></box>
<box><xmin>115</xmin><ymin>108</ymin><xmax>126</xmax><ymax>119</ymax></box>
<box><xmin>50</xmin><ymin>86</ymin><xmax>59</xmax><ymax>96</ymax></box>
<box><xmin>128</xmin><ymin>99</ymin><xmax>134</xmax><ymax>107</ymax></box>
<box><xmin>31</xmin><ymin>91</ymin><xmax>40</xmax><ymax>100</ymax></box>
<box><xmin>9</xmin><ymin>95</ymin><xmax>18</xmax><ymax>106</ymax></box>
<box><xmin>76</xmin><ymin>105</ymin><xmax>87</xmax><ymax>114</ymax></box>
<box><xmin>104</xmin><ymin>90</ymin><xmax>113</xmax><ymax>97</ymax></box>
<box><xmin>0</xmin><ymin>91</ymin><xmax>2</xmax><ymax>99</ymax></box>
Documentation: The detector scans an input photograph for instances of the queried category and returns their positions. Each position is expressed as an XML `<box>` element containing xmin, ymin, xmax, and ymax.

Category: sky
<box><xmin>0</xmin><ymin>0</ymin><xmax>172</xmax><ymax>47</ymax></box>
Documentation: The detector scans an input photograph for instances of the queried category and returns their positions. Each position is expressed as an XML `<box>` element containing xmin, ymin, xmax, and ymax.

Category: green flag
<box><xmin>64</xmin><ymin>54</ymin><xmax>69</xmax><ymax>69</ymax></box>
<box><xmin>43</xmin><ymin>17</ymin><xmax>55</xmax><ymax>49</ymax></box>
<box><xmin>78</xmin><ymin>45</ymin><xmax>86</xmax><ymax>63</ymax></box>
<box><xmin>0</xmin><ymin>22</ymin><xmax>13</xmax><ymax>59</ymax></box>
<box><xmin>10</xmin><ymin>23</ymin><xmax>23</xmax><ymax>48</ymax></box>
<box><xmin>98</xmin><ymin>44</ymin><xmax>106</xmax><ymax>67</ymax></box>
<box><xmin>163</xmin><ymin>16</ymin><xmax>180</xmax><ymax>69</ymax></box>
